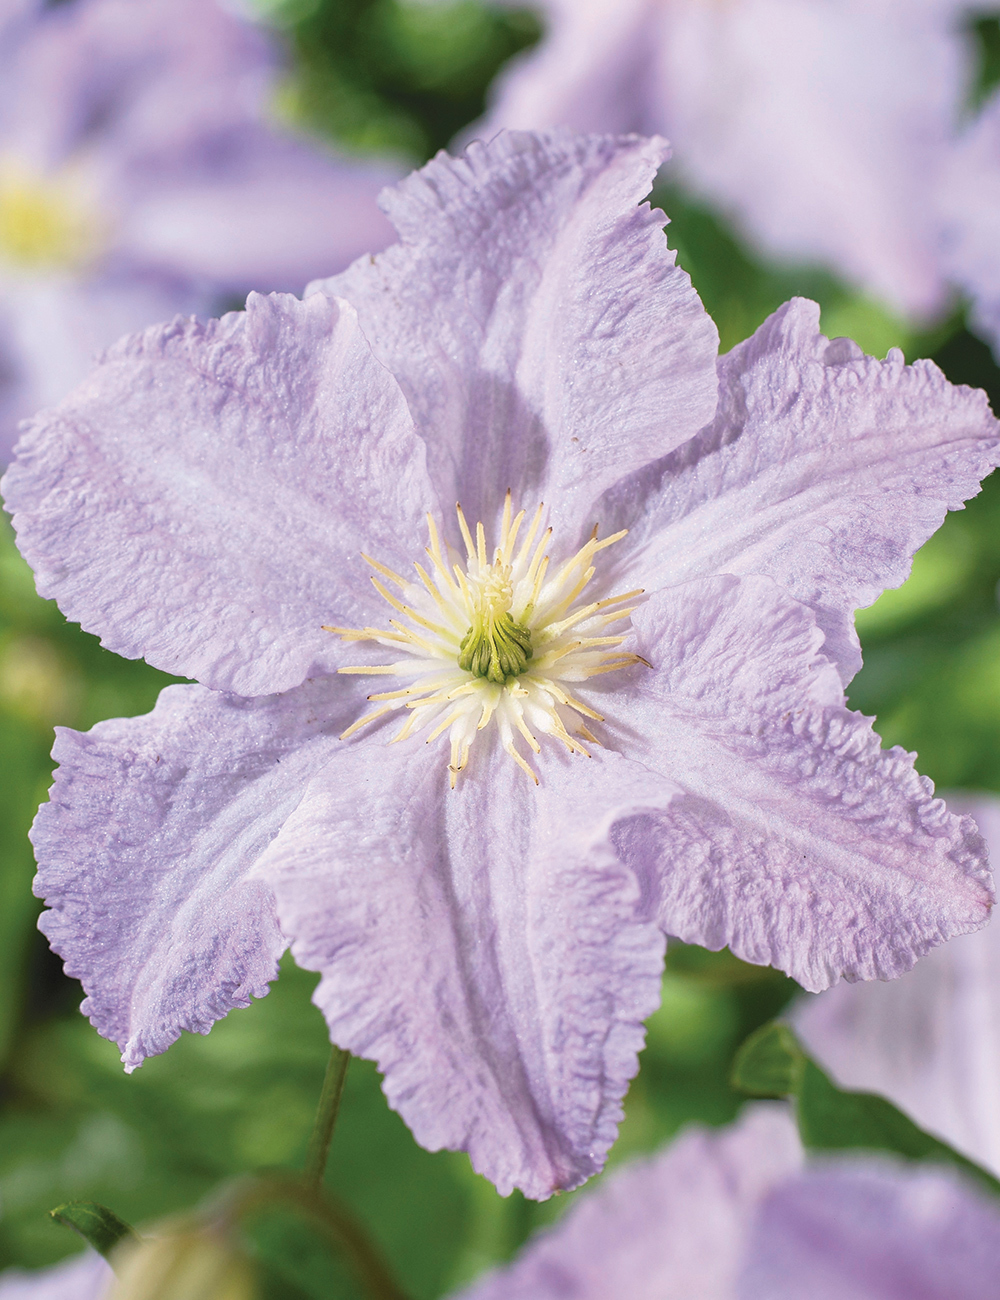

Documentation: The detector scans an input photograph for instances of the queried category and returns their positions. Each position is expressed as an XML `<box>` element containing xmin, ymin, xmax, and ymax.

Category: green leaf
<box><xmin>730</xmin><ymin>1022</ymin><xmax>806</xmax><ymax>1097</ymax></box>
<box><xmin>50</xmin><ymin>1201</ymin><xmax>140</xmax><ymax>1261</ymax></box>
<box><xmin>731</xmin><ymin>1022</ymin><xmax>1000</xmax><ymax>1200</ymax></box>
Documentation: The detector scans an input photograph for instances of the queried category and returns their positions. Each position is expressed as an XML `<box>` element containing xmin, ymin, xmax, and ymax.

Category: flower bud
<box><xmin>108</xmin><ymin>1222</ymin><xmax>255</xmax><ymax>1300</ymax></box>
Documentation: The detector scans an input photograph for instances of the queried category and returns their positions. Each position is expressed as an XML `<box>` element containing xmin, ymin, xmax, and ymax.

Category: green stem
<box><xmin>294</xmin><ymin>1183</ymin><xmax>411</xmax><ymax>1300</ymax></box>
<box><xmin>304</xmin><ymin>1045</ymin><xmax>350</xmax><ymax>1189</ymax></box>
<box><xmin>220</xmin><ymin>1176</ymin><xmax>411</xmax><ymax>1300</ymax></box>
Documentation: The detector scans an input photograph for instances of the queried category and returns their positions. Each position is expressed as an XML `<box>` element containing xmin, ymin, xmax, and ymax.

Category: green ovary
<box><xmin>459</xmin><ymin>607</ymin><xmax>533</xmax><ymax>683</ymax></box>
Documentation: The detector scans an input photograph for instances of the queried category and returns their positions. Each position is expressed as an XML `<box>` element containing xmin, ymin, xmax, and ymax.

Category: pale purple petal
<box><xmin>0</xmin><ymin>270</ymin><xmax>196</xmax><ymax>462</ymax></box>
<box><xmin>739</xmin><ymin>1159</ymin><xmax>1000</xmax><ymax>1300</ymax></box>
<box><xmin>257</xmin><ymin>739</ymin><xmax>674</xmax><ymax>1199</ymax></box>
<box><xmin>941</xmin><ymin>94</ymin><xmax>1000</xmax><ymax>357</ymax></box>
<box><xmin>794</xmin><ymin>794</ymin><xmax>1000</xmax><ymax>1175</ymax></box>
<box><xmin>312</xmin><ymin>129</ymin><xmax>719</xmax><ymax>532</ymax></box>
<box><xmin>475</xmin><ymin>0</ymin><xmax>654</xmax><ymax>138</ymax></box>
<box><xmin>119</xmin><ymin>132</ymin><xmax>397</xmax><ymax>293</ymax></box>
<box><xmin>1</xmin><ymin>0</ymin><xmax>275</xmax><ymax>174</ymax></box>
<box><xmin>33</xmin><ymin>676</ymin><xmax>367</xmax><ymax>1069</ymax></box>
<box><xmin>0</xmin><ymin>0</ymin><xmax>404</xmax><ymax>459</ymax></box>
<box><xmin>0</xmin><ymin>1252</ymin><xmax>112</xmax><ymax>1300</ymax></box>
<box><xmin>482</xmin><ymin>0</ymin><xmax>965</xmax><ymax>317</ymax></box>
<box><xmin>2</xmin><ymin>291</ymin><xmax>434</xmax><ymax>696</ymax></box>
<box><xmin>611</xmin><ymin>575</ymin><xmax>992</xmax><ymax>992</ymax></box>
<box><xmin>0</xmin><ymin>0</ymin><xmax>37</xmax><ymax>48</ymax></box>
<box><xmin>647</xmin><ymin>0</ymin><xmax>963</xmax><ymax>319</ymax></box>
<box><xmin>458</xmin><ymin>1105</ymin><xmax>801</xmax><ymax>1300</ymax></box>
<box><xmin>603</xmin><ymin>299</ymin><xmax>1000</xmax><ymax>682</ymax></box>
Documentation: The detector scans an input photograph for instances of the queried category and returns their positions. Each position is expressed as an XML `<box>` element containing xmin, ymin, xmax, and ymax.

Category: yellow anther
<box><xmin>326</xmin><ymin>500</ymin><xmax>643</xmax><ymax>786</ymax></box>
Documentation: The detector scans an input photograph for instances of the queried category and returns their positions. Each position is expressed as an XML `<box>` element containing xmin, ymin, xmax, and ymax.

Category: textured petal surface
<box><xmin>795</xmin><ymin>794</ymin><xmax>1000</xmax><ymax>1175</ymax></box>
<box><xmin>2</xmin><ymin>291</ymin><xmax>434</xmax><ymax>695</ymax></box>
<box><xmin>739</xmin><ymin>1159</ymin><xmax>1000</xmax><ymax>1300</ymax></box>
<box><xmin>0</xmin><ymin>1252</ymin><xmax>112</xmax><ymax>1300</ymax></box>
<box><xmin>33</xmin><ymin>676</ymin><xmax>365</xmax><ymax>1069</ymax></box>
<box><xmin>483</xmin><ymin>0</ymin><xmax>965</xmax><ymax>317</ymax></box>
<box><xmin>610</xmin><ymin>575</ymin><xmax>992</xmax><ymax>992</ymax></box>
<box><xmin>312</xmin><ymin>129</ymin><xmax>718</xmax><ymax>533</ymax></box>
<box><xmin>257</xmin><ymin>737</ymin><xmax>673</xmax><ymax>1199</ymax></box>
<box><xmin>458</xmin><ymin>1105</ymin><xmax>801</xmax><ymax>1299</ymax></box>
<box><xmin>602</xmin><ymin>299</ymin><xmax>1000</xmax><ymax>682</ymax></box>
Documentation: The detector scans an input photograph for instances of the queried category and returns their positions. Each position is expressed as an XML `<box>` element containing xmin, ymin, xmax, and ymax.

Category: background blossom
<box><xmin>943</xmin><ymin>93</ymin><xmax>1000</xmax><ymax>358</ymax></box>
<box><xmin>795</xmin><ymin>793</ymin><xmax>1000</xmax><ymax>1176</ymax></box>
<box><xmin>0</xmin><ymin>1251</ymin><xmax>110</xmax><ymax>1299</ymax></box>
<box><xmin>479</xmin><ymin>0</ymin><xmax>975</xmax><ymax>323</ymax></box>
<box><xmin>0</xmin><ymin>0</ymin><xmax>397</xmax><ymax>459</ymax></box>
<box><xmin>459</xmin><ymin>1105</ymin><xmax>1000</xmax><ymax>1299</ymax></box>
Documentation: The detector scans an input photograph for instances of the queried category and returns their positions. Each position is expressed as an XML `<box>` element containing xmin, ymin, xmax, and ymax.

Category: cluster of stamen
<box><xmin>326</xmin><ymin>494</ymin><xmax>647</xmax><ymax>786</ymax></box>
<box><xmin>0</xmin><ymin>160</ymin><xmax>101</xmax><ymax>270</ymax></box>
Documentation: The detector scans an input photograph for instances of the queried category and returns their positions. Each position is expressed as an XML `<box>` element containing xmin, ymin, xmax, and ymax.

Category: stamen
<box><xmin>361</xmin><ymin>554</ymin><xmax>409</xmax><ymax>590</ymax></box>
<box><xmin>456</xmin><ymin>504</ymin><xmax>476</xmax><ymax>561</ymax></box>
<box><xmin>326</xmin><ymin>500</ymin><xmax>642</xmax><ymax>785</ymax></box>
<box><xmin>340</xmin><ymin>704</ymin><xmax>395</xmax><ymax>739</ymax></box>
<box><xmin>370</xmin><ymin>577</ymin><xmax>449</xmax><ymax>637</ymax></box>
<box><xmin>514</xmin><ymin>713</ymin><xmax>542</xmax><ymax>754</ymax></box>
<box><xmin>514</xmin><ymin>503</ymin><xmax>545</xmax><ymax>569</ymax></box>
<box><xmin>505</xmin><ymin>741</ymin><xmax>539</xmax><ymax>784</ymax></box>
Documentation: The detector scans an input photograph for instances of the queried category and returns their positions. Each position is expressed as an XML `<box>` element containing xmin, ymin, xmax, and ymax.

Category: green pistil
<box><xmin>459</xmin><ymin>610</ymin><xmax>533</xmax><ymax>684</ymax></box>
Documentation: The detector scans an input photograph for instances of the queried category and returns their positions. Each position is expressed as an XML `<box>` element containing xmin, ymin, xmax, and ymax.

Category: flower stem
<box><xmin>217</xmin><ymin>1175</ymin><xmax>411</xmax><ymax>1300</ymax></box>
<box><xmin>299</xmin><ymin>1184</ymin><xmax>411</xmax><ymax>1300</ymax></box>
<box><xmin>305</xmin><ymin>1045</ymin><xmax>350</xmax><ymax>1190</ymax></box>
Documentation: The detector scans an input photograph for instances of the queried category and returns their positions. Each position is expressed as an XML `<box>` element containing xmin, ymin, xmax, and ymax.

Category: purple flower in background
<box><xmin>795</xmin><ymin>793</ymin><xmax>1000</xmax><ymax>1177</ymax></box>
<box><xmin>0</xmin><ymin>1250</ymin><xmax>110</xmax><ymax>1299</ymax></box>
<box><xmin>0</xmin><ymin>0</ymin><xmax>396</xmax><ymax>458</ymax></box>
<box><xmin>457</xmin><ymin>1105</ymin><xmax>1000</xmax><ymax>1300</ymax></box>
<box><xmin>942</xmin><ymin>95</ymin><xmax>1000</xmax><ymax>360</ymax></box>
<box><xmin>479</xmin><ymin>0</ymin><xmax>969</xmax><ymax>320</ymax></box>
<box><xmin>4</xmin><ymin>130</ymin><xmax>998</xmax><ymax>1198</ymax></box>
<box><xmin>9</xmin><ymin>1110</ymin><xmax>1000</xmax><ymax>1297</ymax></box>
<box><xmin>459</xmin><ymin>1106</ymin><xmax>801</xmax><ymax>1299</ymax></box>
<box><xmin>0</xmin><ymin>0</ymin><xmax>36</xmax><ymax>41</ymax></box>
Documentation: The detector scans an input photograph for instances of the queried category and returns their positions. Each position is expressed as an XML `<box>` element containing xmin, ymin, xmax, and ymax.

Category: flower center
<box><xmin>326</xmin><ymin>494</ymin><xmax>647</xmax><ymax>786</ymax></box>
<box><xmin>458</xmin><ymin>566</ymin><xmax>533</xmax><ymax>682</ymax></box>
<box><xmin>0</xmin><ymin>161</ymin><xmax>102</xmax><ymax>270</ymax></box>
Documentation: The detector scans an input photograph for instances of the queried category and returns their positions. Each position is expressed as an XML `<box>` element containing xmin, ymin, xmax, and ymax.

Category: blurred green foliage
<box><xmin>260</xmin><ymin>0</ymin><xmax>542</xmax><ymax>161</ymax></box>
<box><xmin>2</xmin><ymin>0</ymin><xmax>1000</xmax><ymax>1295</ymax></box>
<box><xmin>967</xmin><ymin>11</ymin><xmax>1000</xmax><ymax>112</ymax></box>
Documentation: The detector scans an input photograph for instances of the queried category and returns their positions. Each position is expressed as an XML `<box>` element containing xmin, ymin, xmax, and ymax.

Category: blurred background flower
<box><xmin>0</xmin><ymin>0</ymin><xmax>400</xmax><ymax>460</ymax></box>
<box><xmin>794</xmin><ymin>792</ymin><xmax>1000</xmax><ymax>1177</ymax></box>
<box><xmin>0</xmin><ymin>1</ymin><xmax>998</xmax><ymax>1298</ymax></box>
<box><xmin>478</xmin><ymin>0</ymin><xmax>999</xmax><ymax>348</ymax></box>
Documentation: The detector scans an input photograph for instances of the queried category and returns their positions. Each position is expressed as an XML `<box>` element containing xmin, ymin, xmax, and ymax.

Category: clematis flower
<box><xmin>478</xmin><ymin>0</ymin><xmax>970</xmax><ymax>320</ymax></box>
<box><xmin>0</xmin><ymin>0</ymin><xmax>35</xmax><ymax>41</ymax></box>
<box><xmin>0</xmin><ymin>0</ymin><xmax>396</xmax><ymax>459</ymax></box>
<box><xmin>795</xmin><ymin>793</ymin><xmax>1000</xmax><ymax>1177</ymax></box>
<box><xmin>456</xmin><ymin>1105</ymin><xmax>1000</xmax><ymax>1299</ymax></box>
<box><xmin>3</xmin><ymin>130</ymin><xmax>999</xmax><ymax>1199</ymax></box>
<box><xmin>0</xmin><ymin>1250</ymin><xmax>111</xmax><ymax>1299</ymax></box>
